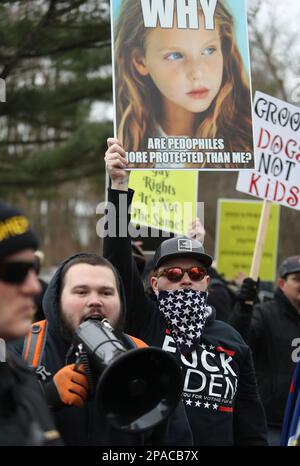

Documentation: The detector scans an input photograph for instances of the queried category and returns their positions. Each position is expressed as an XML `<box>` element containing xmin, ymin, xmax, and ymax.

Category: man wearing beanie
<box><xmin>0</xmin><ymin>201</ymin><xmax>62</xmax><ymax>445</ymax></box>
<box><xmin>103</xmin><ymin>138</ymin><xmax>268</xmax><ymax>446</ymax></box>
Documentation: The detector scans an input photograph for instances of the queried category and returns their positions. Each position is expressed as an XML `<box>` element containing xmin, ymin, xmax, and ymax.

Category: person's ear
<box><xmin>150</xmin><ymin>275</ymin><xmax>159</xmax><ymax>297</ymax></box>
<box><xmin>132</xmin><ymin>47</ymin><xmax>149</xmax><ymax>76</ymax></box>
<box><xmin>203</xmin><ymin>275</ymin><xmax>210</xmax><ymax>291</ymax></box>
<box><xmin>277</xmin><ymin>277</ymin><xmax>286</xmax><ymax>291</ymax></box>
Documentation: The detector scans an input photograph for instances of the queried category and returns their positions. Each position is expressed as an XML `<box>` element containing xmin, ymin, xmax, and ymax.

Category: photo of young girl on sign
<box><xmin>112</xmin><ymin>0</ymin><xmax>254</xmax><ymax>170</ymax></box>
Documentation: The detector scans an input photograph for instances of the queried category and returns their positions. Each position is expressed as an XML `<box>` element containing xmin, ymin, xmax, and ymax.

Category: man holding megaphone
<box><xmin>12</xmin><ymin>253</ymin><xmax>192</xmax><ymax>446</ymax></box>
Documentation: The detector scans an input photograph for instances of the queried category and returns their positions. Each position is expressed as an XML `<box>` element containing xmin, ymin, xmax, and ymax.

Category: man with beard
<box><xmin>103</xmin><ymin>138</ymin><xmax>268</xmax><ymax>446</ymax></box>
<box><xmin>13</xmin><ymin>253</ymin><xmax>192</xmax><ymax>446</ymax></box>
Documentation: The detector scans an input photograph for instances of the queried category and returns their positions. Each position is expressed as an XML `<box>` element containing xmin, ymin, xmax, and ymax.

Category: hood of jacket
<box><xmin>42</xmin><ymin>253</ymin><xmax>128</xmax><ymax>360</ymax></box>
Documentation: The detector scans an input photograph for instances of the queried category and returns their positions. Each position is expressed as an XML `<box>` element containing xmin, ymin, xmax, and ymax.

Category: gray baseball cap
<box><xmin>279</xmin><ymin>255</ymin><xmax>300</xmax><ymax>278</ymax></box>
<box><xmin>153</xmin><ymin>236</ymin><xmax>212</xmax><ymax>270</ymax></box>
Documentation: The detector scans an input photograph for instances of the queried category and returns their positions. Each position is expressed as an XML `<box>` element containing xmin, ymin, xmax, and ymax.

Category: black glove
<box><xmin>237</xmin><ymin>278</ymin><xmax>260</xmax><ymax>305</ymax></box>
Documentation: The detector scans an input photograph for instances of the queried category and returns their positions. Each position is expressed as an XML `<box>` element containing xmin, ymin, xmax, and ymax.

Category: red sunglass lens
<box><xmin>189</xmin><ymin>267</ymin><xmax>205</xmax><ymax>280</ymax></box>
<box><xmin>166</xmin><ymin>268</ymin><xmax>184</xmax><ymax>282</ymax></box>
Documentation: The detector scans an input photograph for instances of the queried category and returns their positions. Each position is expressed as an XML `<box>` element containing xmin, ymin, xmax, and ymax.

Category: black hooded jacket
<box><xmin>0</xmin><ymin>351</ymin><xmax>62</xmax><ymax>445</ymax></box>
<box><xmin>229</xmin><ymin>287</ymin><xmax>300</xmax><ymax>426</ymax></box>
<box><xmin>103</xmin><ymin>188</ymin><xmax>268</xmax><ymax>446</ymax></box>
<box><xmin>12</xmin><ymin>253</ymin><xmax>192</xmax><ymax>446</ymax></box>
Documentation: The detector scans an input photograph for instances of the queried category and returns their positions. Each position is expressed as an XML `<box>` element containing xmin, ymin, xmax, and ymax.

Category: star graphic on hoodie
<box><xmin>185</xmin><ymin>399</ymin><xmax>192</xmax><ymax>406</ymax></box>
<box><xmin>175</xmin><ymin>302</ymin><xmax>183</xmax><ymax>309</ymax></box>
<box><xmin>204</xmin><ymin>402</ymin><xmax>210</xmax><ymax>408</ymax></box>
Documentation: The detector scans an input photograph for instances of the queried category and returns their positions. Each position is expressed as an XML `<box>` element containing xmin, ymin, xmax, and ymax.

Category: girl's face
<box><xmin>133</xmin><ymin>16</ymin><xmax>223</xmax><ymax>118</ymax></box>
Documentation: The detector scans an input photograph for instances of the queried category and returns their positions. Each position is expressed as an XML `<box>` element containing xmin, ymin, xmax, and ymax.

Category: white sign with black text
<box><xmin>236</xmin><ymin>91</ymin><xmax>300</xmax><ymax>210</ymax></box>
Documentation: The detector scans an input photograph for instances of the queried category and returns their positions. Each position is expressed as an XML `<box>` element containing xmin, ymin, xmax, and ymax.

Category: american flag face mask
<box><xmin>158</xmin><ymin>289</ymin><xmax>209</xmax><ymax>354</ymax></box>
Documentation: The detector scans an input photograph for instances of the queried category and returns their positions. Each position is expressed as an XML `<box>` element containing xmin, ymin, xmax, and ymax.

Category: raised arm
<box><xmin>103</xmin><ymin>138</ymin><xmax>153</xmax><ymax>335</ymax></box>
<box><xmin>228</xmin><ymin>277</ymin><xmax>264</xmax><ymax>351</ymax></box>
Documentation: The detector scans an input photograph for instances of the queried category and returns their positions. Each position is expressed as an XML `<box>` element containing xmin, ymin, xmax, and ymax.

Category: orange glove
<box><xmin>53</xmin><ymin>364</ymin><xmax>88</xmax><ymax>408</ymax></box>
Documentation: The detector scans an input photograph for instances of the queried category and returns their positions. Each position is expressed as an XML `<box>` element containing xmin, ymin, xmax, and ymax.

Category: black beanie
<box><xmin>0</xmin><ymin>202</ymin><xmax>39</xmax><ymax>260</ymax></box>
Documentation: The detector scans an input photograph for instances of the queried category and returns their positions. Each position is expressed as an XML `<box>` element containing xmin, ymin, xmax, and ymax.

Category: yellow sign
<box><xmin>129</xmin><ymin>171</ymin><xmax>198</xmax><ymax>235</ymax></box>
<box><xmin>215</xmin><ymin>199</ymin><xmax>280</xmax><ymax>281</ymax></box>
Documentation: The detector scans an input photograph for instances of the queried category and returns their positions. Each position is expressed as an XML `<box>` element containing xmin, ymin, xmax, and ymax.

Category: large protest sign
<box><xmin>129</xmin><ymin>170</ymin><xmax>199</xmax><ymax>235</ymax></box>
<box><xmin>236</xmin><ymin>91</ymin><xmax>300</xmax><ymax>210</ymax></box>
<box><xmin>111</xmin><ymin>0</ymin><xmax>254</xmax><ymax>170</ymax></box>
<box><xmin>215</xmin><ymin>199</ymin><xmax>280</xmax><ymax>282</ymax></box>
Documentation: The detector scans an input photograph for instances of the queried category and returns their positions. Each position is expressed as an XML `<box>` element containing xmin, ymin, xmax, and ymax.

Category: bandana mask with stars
<box><xmin>158</xmin><ymin>288</ymin><xmax>210</xmax><ymax>354</ymax></box>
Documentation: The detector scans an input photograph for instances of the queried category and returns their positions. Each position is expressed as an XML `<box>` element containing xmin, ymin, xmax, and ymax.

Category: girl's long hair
<box><xmin>114</xmin><ymin>0</ymin><xmax>253</xmax><ymax>167</ymax></box>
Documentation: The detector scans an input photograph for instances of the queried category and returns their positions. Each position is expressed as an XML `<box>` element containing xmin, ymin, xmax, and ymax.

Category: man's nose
<box><xmin>21</xmin><ymin>270</ymin><xmax>42</xmax><ymax>295</ymax></box>
<box><xmin>87</xmin><ymin>293</ymin><xmax>103</xmax><ymax>307</ymax></box>
<box><xmin>180</xmin><ymin>272</ymin><xmax>192</xmax><ymax>286</ymax></box>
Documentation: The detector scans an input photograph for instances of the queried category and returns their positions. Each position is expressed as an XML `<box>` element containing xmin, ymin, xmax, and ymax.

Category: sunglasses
<box><xmin>155</xmin><ymin>266</ymin><xmax>207</xmax><ymax>282</ymax></box>
<box><xmin>0</xmin><ymin>260</ymin><xmax>39</xmax><ymax>285</ymax></box>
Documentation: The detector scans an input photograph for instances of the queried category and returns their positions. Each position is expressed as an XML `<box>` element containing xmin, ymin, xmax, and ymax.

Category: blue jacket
<box><xmin>281</xmin><ymin>360</ymin><xmax>300</xmax><ymax>446</ymax></box>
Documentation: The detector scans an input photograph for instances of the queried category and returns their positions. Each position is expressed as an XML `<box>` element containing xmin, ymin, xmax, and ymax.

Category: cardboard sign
<box><xmin>236</xmin><ymin>91</ymin><xmax>300</xmax><ymax>210</ymax></box>
<box><xmin>111</xmin><ymin>0</ymin><xmax>254</xmax><ymax>170</ymax></box>
<box><xmin>215</xmin><ymin>199</ymin><xmax>280</xmax><ymax>281</ymax></box>
<box><xmin>130</xmin><ymin>170</ymin><xmax>199</xmax><ymax>235</ymax></box>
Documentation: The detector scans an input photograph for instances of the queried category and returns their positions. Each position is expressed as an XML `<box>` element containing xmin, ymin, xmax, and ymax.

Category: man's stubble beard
<box><xmin>58</xmin><ymin>307</ymin><xmax>125</xmax><ymax>345</ymax></box>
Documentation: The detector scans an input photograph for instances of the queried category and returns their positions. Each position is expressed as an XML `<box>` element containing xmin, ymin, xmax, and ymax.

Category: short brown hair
<box><xmin>58</xmin><ymin>254</ymin><xmax>124</xmax><ymax>329</ymax></box>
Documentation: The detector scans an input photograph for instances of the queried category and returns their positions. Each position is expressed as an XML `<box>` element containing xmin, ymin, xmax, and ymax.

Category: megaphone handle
<box><xmin>75</xmin><ymin>350</ymin><xmax>95</xmax><ymax>393</ymax></box>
